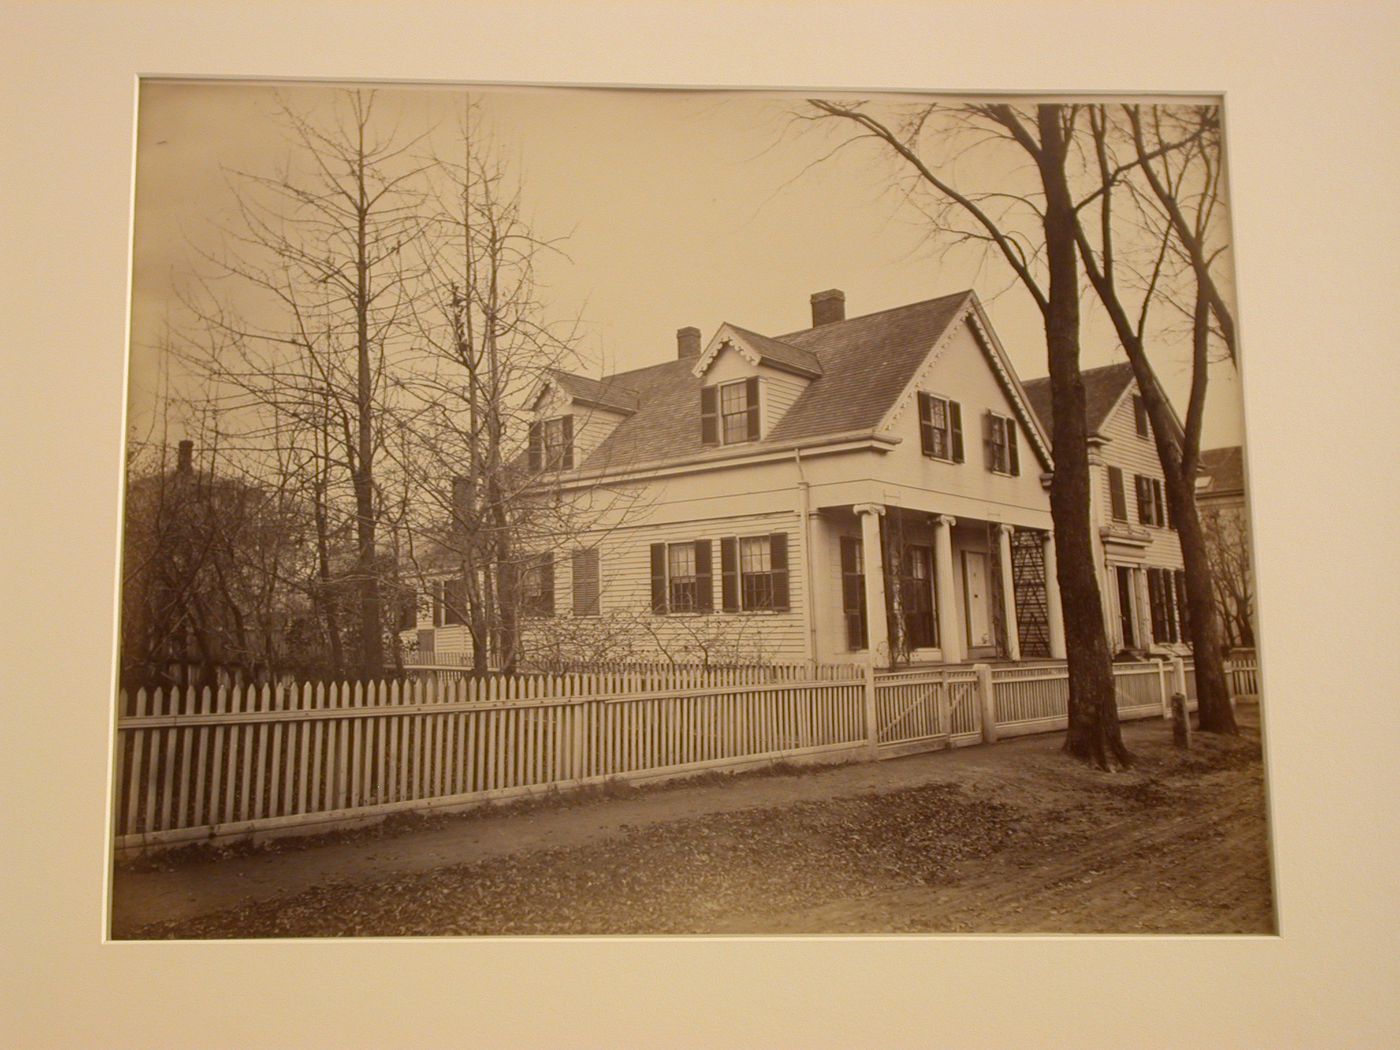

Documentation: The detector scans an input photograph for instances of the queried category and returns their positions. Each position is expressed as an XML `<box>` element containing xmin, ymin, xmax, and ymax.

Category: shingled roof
<box><xmin>1198</xmin><ymin>445</ymin><xmax>1245</xmax><ymax>497</ymax></box>
<box><xmin>545</xmin><ymin>369</ymin><xmax>640</xmax><ymax>415</ymax></box>
<box><xmin>718</xmin><ymin>325</ymin><xmax>823</xmax><ymax>378</ymax></box>
<box><xmin>1021</xmin><ymin>362</ymin><xmax>1136</xmax><ymax>440</ymax></box>
<box><xmin>573</xmin><ymin>291</ymin><xmax>975</xmax><ymax>471</ymax></box>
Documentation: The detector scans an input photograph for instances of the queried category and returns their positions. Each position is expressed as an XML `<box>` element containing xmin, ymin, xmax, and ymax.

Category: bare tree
<box><xmin>177</xmin><ymin>90</ymin><xmax>434</xmax><ymax>679</ymax></box>
<box><xmin>804</xmin><ymin>100</ymin><xmax>1131</xmax><ymax>768</ymax></box>
<box><xmin>1201</xmin><ymin>503</ymin><xmax>1255</xmax><ymax>650</ymax></box>
<box><xmin>1070</xmin><ymin>104</ymin><xmax>1240</xmax><ymax>733</ymax></box>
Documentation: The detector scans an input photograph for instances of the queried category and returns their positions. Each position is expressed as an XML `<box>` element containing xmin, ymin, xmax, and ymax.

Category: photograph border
<box><xmin>5</xmin><ymin>2</ymin><xmax>1396</xmax><ymax>1047</ymax></box>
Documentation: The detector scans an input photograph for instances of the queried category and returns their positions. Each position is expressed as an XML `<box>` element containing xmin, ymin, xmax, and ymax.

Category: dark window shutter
<box><xmin>720</xmin><ymin>537</ymin><xmax>739</xmax><ymax>612</ymax></box>
<box><xmin>950</xmin><ymin>401</ymin><xmax>964</xmax><ymax>463</ymax></box>
<box><xmin>918</xmin><ymin>393</ymin><xmax>934</xmax><ymax>456</ymax></box>
<box><xmin>744</xmin><ymin>376</ymin><xmax>760</xmax><ymax>440</ymax></box>
<box><xmin>650</xmin><ymin>543</ymin><xmax>667</xmax><ymax>613</ymax></box>
<box><xmin>700</xmin><ymin>386</ymin><xmax>719</xmax><ymax>446</ymax></box>
<box><xmin>561</xmin><ymin>415</ymin><xmax>574</xmax><ymax>469</ymax></box>
<box><xmin>539</xmin><ymin>555</ymin><xmax>554</xmax><ymax>617</ymax></box>
<box><xmin>571</xmin><ymin>549</ymin><xmax>599</xmax><ymax>616</ymax></box>
<box><xmin>1133</xmin><ymin>394</ymin><xmax>1149</xmax><ymax>437</ymax></box>
<box><xmin>1174</xmin><ymin>571</ymin><xmax>1190</xmax><ymax>638</ymax></box>
<box><xmin>528</xmin><ymin>421</ymin><xmax>543</xmax><ymax>471</ymax></box>
<box><xmin>769</xmin><ymin>532</ymin><xmax>790</xmax><ymax>611</ymax></box>
<box><xmin>694</xmin><ymin>540</ymin><xmax>714</xmax><ymax>612</ymax></box>
<box><xmin>983</xmin><ymin>411</ymin><xmax>996</xmax><ymax>471</ymax></box>
<box><xmin>1006</xmin><ymin>419</ymin><xmax>1020</xmax><ymax>476</ymax></box>
<box><xmin>1109</xmin><ymin>467</ymin><xmax>1127</xmax><ymax>521</ymax></box>
<box><xmin>1135</xmin><ymin>475</ymin><xmax>1150</xmax><ymax>525</ymax></box>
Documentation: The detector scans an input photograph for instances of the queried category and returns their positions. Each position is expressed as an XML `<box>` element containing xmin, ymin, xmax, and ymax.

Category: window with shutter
<box><xmin>950</xmin><ymin>401</ymin><xmax>964</xmax><ymax>462</ymax></box>
<box><xmin>1133</xmin><ymin>394</ymin><xmax>1150</xmax><ymax>437</ymax></box>
<box><xmin>571</xmin><ymin>549</ymin><xmax>600</xmax><ymax>616</ymax></box>
<box><xmin>985</xmin><ymin>412</ymin><xmax>1018</xmax><ymax>474</ymax></box>
<box><xmin>694</xmin><ymin>540</ymin><xmax>714</xmax><ymax>612</ymax></box>
<box><xmin>1115</xmin><ymin>566</ymin><xmax>1137</xmax><ymax>648</ymax></box>
<box><xmin>1136</xmin><ymin>475</ymin><xmax>1151</xmax><ymax>525</ymax></box>
<box><xmin>521</xmin><ymin>554</ymin><xmax>554</xmax><ymax>618</ymax></box>
<box><xmin>840</xmin><ymin>536</ymin><xmax>868</xmax><ymax>650</ymax></box>
<box><xmin>442</xmin><ymin>576</ymin><xmax>468</xmax><ymax>626</ymax></box>
<box><xmin>730</xmin><ymin>533</ymin><xmax>788</xmax><ymax>611</ymax></box>
<box><xmin>714</xmin><ymin>378</ymin><xmax>758</xmax><ymax>445</ymax></box>
<box><xmin>1109</xmin><ymin>466</ymin><xmax>1128</xmax><ymax>521</ymax></box>
<box><xmin>917</xmin><ymin>392</ymin><xmax>955</xmax><ymax>460</ymax></box>
<box><xmin>667</xmin><ymin>542</ymin><xmax>699</xmax><ymax>612</ymax></box>
<box><xmin>1173</xmin><ymin>570</ymin><xmax>1190</xmax><ymax>638</ymax></box>
<box><xmin>527</xmin><ymin>421</ymin><xmax>543</xmax><ymax>471</ymax></box>
<box><xmin>539</xmin><ymin>416</ymin><xmax>571</xmax><ymax>470</ymax></box>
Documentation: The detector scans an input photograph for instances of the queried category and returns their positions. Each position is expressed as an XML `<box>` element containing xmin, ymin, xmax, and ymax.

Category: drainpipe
<box><xmin>794</xmin><ymin>449</ymin><xmax>818</xmax><ymax>667</ymax></box>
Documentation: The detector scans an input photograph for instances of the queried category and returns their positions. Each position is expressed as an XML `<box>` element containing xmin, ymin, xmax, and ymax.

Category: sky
<box><xmin>128</xmin><ymin>81</ymin><xmax>1244</xmax><ymax>449</ymax></box>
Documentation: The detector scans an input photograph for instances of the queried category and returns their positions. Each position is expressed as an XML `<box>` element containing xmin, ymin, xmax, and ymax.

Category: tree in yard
<box><xmin>804</xmin><ymin>100</ymin><xmax>1131</xmax><ymax>769</ymax></box>
<box><xmin>393</xmin><ymin>101</ymin><xmax>641</xmax><ymax>674</ymax></box>
<box><xmin>178</xmin><ymin>89</ymin><xmax>434</xmax><ymax>680</ymax></box>
<box><xmin>1069</xmin><ymin>104</ymin><xmax>1239</xmax><ymax>733</ymax></box>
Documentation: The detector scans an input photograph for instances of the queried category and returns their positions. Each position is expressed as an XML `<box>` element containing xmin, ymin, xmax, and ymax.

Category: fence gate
<box><xmin>1010</xmin><ymin>529</ymin><xmax>1052</xmax><ymax>659</ymax></box>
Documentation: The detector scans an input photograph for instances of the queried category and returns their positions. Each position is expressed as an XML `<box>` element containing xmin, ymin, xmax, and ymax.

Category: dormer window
<box><xmin>528</xmin><ymin>415</ymin><xmax>573</xmax><ymax>470</ymax></box>
<box><xmin>700</xmin><ymin>377</ymin><xmax>759</xmax><ymax>446</ymax></box>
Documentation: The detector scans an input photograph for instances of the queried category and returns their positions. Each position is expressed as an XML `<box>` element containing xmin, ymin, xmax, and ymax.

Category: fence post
<box><xmin>864</xmin><ymin>658</ymin><xmax>880</xmax><ymax>759</ymax></box>
<box><xmin>974</xmin><ymin>663</ymin><xmax>997</xmax><ymax>744</ymax></box>
<box><xmin>938</xmin><ymin>668</ymin><xmax>952</xmax><ymax>739</ymax></box>
<box><xmin>1159</xmin><ymin>659</ymin><xmax>1171</xmax><ymax>720</ymax></box>
<box><xmin>1171</xmin><ymin>655</ymin><xmax>1188</xmax><ymax>704</ymax></box>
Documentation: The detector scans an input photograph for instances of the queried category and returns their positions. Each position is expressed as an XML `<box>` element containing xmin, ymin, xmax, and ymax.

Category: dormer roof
<box><xmin>692</xmin><ymin>323</ymin><xmax>824</xmax><ymax>379</ymax></box>
<box><xmin>540</xmin><ymin>368</ymin><xmax>640</xmax><ymax>415</ymax></box>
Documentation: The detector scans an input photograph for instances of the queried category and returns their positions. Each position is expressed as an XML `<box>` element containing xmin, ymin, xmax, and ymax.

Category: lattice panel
<box><xmin>1010</xmin><ymin>528</ymin><xmax>1052</xmax><ymax>658</ymax></box>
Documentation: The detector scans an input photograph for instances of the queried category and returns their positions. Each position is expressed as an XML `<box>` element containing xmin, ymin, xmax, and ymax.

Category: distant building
<box><xmin>1023</xmin><ymin>364</ymin><xmax>1191</xmax><ymax>658</ymax></box>
<box><xmin>1196</xmin><ymin>445</ymin><xmax>1255</xmax><ymax>649</ymax></box>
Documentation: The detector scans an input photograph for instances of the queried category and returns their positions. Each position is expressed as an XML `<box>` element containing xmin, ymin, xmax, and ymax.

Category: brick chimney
<box><xmin>176</xmin><ymin>439</ymin><xmax>193</xmax><ymax>473</ymax></box>
<box><xmin>810</xmin><ymin>289</ymin><xmax>845</xmax><ymax>326</ymax></box>
<box><xmin>677</xmin><ymin>326</ymin><xmax>701</xmax><ymax>358</ymax></box>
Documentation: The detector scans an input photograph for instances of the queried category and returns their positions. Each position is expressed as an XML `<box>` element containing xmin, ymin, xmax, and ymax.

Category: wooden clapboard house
<box><xmin>419</xmin><ymin>288</ymin><xmax>1070</xmax><ymax>668</ymax></box>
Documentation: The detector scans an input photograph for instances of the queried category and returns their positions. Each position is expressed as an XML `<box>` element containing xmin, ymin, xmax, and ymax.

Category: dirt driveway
<box><xmin>111</xmin><ymin>704</ymin><xmax>1274</xmax><ymax>938</ymax></box>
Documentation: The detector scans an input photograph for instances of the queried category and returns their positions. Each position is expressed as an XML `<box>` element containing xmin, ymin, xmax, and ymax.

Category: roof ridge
<box><xmin>775</xmin><ymin>288</ymin><xmax>973</xmax><ymax>340</ymax></box>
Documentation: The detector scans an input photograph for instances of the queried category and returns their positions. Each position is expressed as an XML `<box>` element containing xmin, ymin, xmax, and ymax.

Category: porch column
<box><xmin>932</xmin><ymin>514</ymin><xmax>963</xmax><ymax>664</ymax></box>
<box><xmin>996</xmin><ymin>524</ymin><xmax>1021</xmax><ymax>662</ymax></box>
<box><xmin>854</xmin><ymin>504</ymin><xmax>890</xmax><ymax>667</ymax></box>
<box><xmin>1043</xmin><ymin>531</ymin><xmax>1067</xmax><ymax>659</ymax></box>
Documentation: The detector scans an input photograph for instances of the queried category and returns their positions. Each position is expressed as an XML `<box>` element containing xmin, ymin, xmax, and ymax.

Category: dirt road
<box><xmin>112</xmin><ymin>704</ymin><xmax>1274</xmax><ymax>938</ymax></box>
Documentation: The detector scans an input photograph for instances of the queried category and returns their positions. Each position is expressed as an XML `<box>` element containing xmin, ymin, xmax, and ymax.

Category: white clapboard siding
<box><xmin>1098</xmin><ymin>390</ymin><xmax>1184</xmax><ymax>571</ymax></box>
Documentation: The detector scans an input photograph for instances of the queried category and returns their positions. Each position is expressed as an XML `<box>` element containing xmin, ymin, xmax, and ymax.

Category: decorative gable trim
<box><xmin>874</xmin><ymin>293</ymin><xmax>1054</xmax><ymax>474</ymax></box>
<box><xmin>692</xmin><ymin>324</ymin><xmax>823</xmax><ymax>380</ymax></box>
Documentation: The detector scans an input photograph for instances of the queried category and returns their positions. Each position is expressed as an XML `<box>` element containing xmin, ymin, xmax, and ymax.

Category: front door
<box><xmin>962</xmin><ymin>550</ymin><xmax>993</xmax><ymax>651</ymax></box>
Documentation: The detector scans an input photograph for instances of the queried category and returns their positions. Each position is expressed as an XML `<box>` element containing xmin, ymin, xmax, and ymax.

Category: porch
<box><xmin>815</xmin><ymin>502</ymin><xmax>1066</xmax><ymax>669</ymax></box>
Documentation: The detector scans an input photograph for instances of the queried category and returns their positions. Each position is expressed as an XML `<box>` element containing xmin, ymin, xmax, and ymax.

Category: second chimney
<box><xmin>177</xmin><ymin>439</ymin><xmax>194</xmax><ymax>473</ymax></box>
<box><xmin>677</xmin><ymin>326</ymin><xmax>701</xmax><ymax>358</ymax></box>
<box><xmin>810</xmin><ymin>289</ymin><xmax>845</xmax><ymax>326</ymax></box>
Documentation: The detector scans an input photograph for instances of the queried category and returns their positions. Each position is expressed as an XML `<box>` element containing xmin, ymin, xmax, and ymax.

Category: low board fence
<box><xmin>1228</xmin><ymin>649</ymin><xmax>1260</xmax><ymax>697</ymax></box>
<box><xmin>112</xmin><ymin>653</ymin><xmax>1254</xmax><ymax>855</ymax></box>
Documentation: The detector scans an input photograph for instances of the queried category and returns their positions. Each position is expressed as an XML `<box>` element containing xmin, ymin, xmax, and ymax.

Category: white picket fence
<box><xmin>112</xmin><ymin>653</ymin><xmax>1256</xmax><ymax>855</ymax></box>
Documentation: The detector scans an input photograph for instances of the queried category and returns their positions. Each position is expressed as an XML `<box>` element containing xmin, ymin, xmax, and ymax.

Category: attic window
<box><xmin>529</xmin><ymin>416</ymin><xmax>574</xmax><ymax>471</ymax></box>
<box><xmin>985</xmin><ymin>412</ymin><xmax>1020</xmax><ymax>476</ymax></box>
<box><xmin>701</xmin><ymin>377</ymin><xmax>760</xmax><ymax>446</ymax></box>
<box><xmin>1132</xmin><ymin>395</ymin><xmax>1150</xmax><ymax>438</ymax></box>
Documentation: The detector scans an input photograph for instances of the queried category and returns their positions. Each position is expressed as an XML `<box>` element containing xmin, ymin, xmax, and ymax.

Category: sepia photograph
<box><xmin>109</xmin><ymin>80</ymin><xmax>1274</xmax><ymax>939</ymax></box>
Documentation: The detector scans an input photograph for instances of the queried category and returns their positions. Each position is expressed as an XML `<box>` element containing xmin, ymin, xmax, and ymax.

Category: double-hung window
<box><xmin>1136</xmin><ymin>474</ymin><xmax>1167</xmax><ymax>527</ymax></box>
<box><xmin>700</xmin><ymin>378</ymin><xmax>760</xmax><ymax>446</ymax></box>
<box><xmin>720</xmin><ymin>533</ymin><xmax>790</xmax><ymax>612</ymax></box>
<box><xmin>840</xmin><ymin>536</ymin><xmax>867</xmax><ymax>650</ymax></box>
<box><xmin>917</xmin><ymin>392</ymin><xmax>963</xmax><ymax>462</ymax></box>
<box><xmin>1133</xmin><ymin>394</ymin><xmax>1150</xmax><ymax>438</ymax></box>
<box><xmin>528</xmin><ymin>415</ymin><xmax>573</xmax><ymax>470</ymax></box>
<box><xmin>649</xmin><ymin>540</ymin><xmax>713</xmax><ymax>613</ymax></box>
<box><xmin>520</xmin><ymin>554</ymin><xmax>554</xmax><ymax>618</ymax></box>
<box><xmin>985</xmin><ymin>411</ymin><xmax>1020</xmax><ymax>475</ymax></box>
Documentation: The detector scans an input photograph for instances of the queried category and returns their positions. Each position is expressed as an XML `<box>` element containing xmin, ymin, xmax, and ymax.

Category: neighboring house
<box><xmin>1022</xmin><ymin>364</ymin><xmax>1190</xmax><ymax>658</ymax></box>
<box><xmin>418</xmin><ymin>288</ymin><xmax>1068</xmax><ymax>668</ymax></box>
<box><xmin>1196</xmin><ymin>445</ymin><xmax>1255</xmax><ymax>649</ymax></box>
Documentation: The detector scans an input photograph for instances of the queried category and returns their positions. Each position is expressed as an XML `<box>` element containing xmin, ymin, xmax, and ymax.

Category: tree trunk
<box><xmin>1037</xmin><ymin>106</ymin><xmax>1131</xmax><ymax>770</ymax></box>
<box><xmin>1166</xmin><ymin>481</ymin><xmax>1238</xmax><ymax>733</ymax></box>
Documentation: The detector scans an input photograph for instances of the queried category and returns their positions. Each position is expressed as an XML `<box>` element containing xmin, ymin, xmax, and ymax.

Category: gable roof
<box><xmin>543</xmin><ymin>368</ymin><xmax>640</xmax><ymax>415</ymax></box>
<box><xmin>699</xmin><ymin>324</ymin><xmax>824</xmax><ymax>379</ymax></box>
<box><xmin>1021</xmin><ymin>362</ymin><xmax>1137</xmax><ymax>440</ymax></box>
<box><xmin>575</xmin><ymin>291</ymin><xmax>974</xmax><ymax>472</ymax></box>
<box><xmin>1198</xmin><ymin>445</ymin><xmax>1245</xmax><ymax>496</ymax></box>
